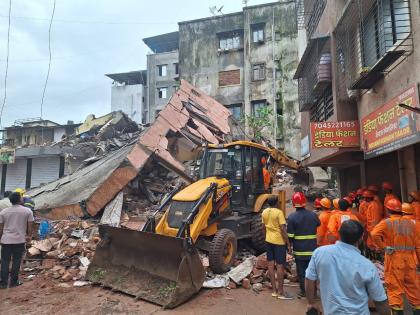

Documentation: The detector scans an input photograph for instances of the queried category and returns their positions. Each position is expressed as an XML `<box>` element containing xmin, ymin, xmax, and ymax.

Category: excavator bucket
<box><xmin>86</xmin><ymin>225</ymin><xmax>205</xmax><ymax>309</ymax></box>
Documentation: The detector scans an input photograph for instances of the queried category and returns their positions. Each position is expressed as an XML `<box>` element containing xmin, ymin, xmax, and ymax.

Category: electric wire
<box><xmin>0</xmin><ymin>0</ymin><xmax>12</xmax><ymax>128</ymax></box>
<box><xmin>40</xmin><ymin>0</ymin><xmax>56</xmax><ymax>119</ymax></box>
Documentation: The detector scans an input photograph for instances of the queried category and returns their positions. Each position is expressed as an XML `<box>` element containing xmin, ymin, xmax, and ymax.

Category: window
<box><xmin>251</xmin><ymin>100</ymin><xmax>267</xmax><ymax>117</ymax></box>
<box><xmin>252</xmin><ymin>63</ymin><xmax>266</xmax><ymax>81</ymax></box>
<box><xmin>157</xmin><ymin>65</ymin><xmax>167</xmax><ymax>77</ymax></box>
<box><xmin>226</xmin><ymin>104</ymin><xmax>242</xmax><ymax>120</ymax></box>
<box><xmin>174</xmin><ymin>63</ymin><xmax>179</xmax><ymax>75</ymax></box>
<box><xmin>219</xmin><ymin>32</ymin><xmax>242</xmax><ymax>50</ymax></box>
<box><xmin>158</xmin><ymin>87</ymin><xmax>167</xmax><ymax>99</ymax></box>
<box><xmin>252</xmin><ymin>24</ymin><xmax>265</xmax><ymax>43</ymax></box>
<box><xmin>275</xmin><ymin>31</ymin><xmax>281</xmax><ymax>41</ymax></box>
<box><xmin>361</xmin><ymin>0</ymin><xmax>411</xmax><ymax>67</ymax></box>
<box><xmin>310</xmin><ymin>86</ymin><xmax>333</xmax><ymax>122</ymax></box>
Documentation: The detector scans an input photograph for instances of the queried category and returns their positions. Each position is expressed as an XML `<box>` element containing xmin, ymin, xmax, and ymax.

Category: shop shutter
<box><xmin>31</xmin><ymin>157</ymin><xmax>60</xmax><ymax>188</ymax></box>
<box><xmin>5</xmin><ymin>158</ymin><xmax>27</xmax><ymax>191</ymax></box>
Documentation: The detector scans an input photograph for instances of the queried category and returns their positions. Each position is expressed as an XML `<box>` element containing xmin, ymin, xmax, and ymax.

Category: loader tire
<box><xmin>209</xmin><ymin>229</ymin><xmax>237</xmax><ymax>274</ymax></box>
<box><xmin>250</xmin><ymin>212</ymin><xmax>265</xmax><ymax>254</ymax></box>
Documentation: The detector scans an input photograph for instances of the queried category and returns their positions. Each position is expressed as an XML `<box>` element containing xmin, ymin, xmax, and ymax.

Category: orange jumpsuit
<box><xmin>262</xmin><ymin>168</ymin><xmax>270</xmax><ymax>191</ymax></box>
<box><xmin>358</xmin><ymin>200</ymin><xmax>368</xmax><ymax>226</ymax></box>
<box><xmin>366</xmin><ymin>200</ymin><xmax>383</xmax><ymax>250</ymax></box>
<box><xmin>327</xmin><ymin>210</ymin><xmax>359</xmax><ymax>244</ymax></box>
<box><xmin>413</xmin><ymin>201</ymin><xmax>420</xmax><ymax>221</ymax></box>
<box><xmin>317</xmin><ymin>210</ymin><xmax>332</xmax><ymax>246</ymax></box>
<box><xmin>371</xmin><ymin>215</ymin><xmax>420</xmax><ymax>309</ymax></box>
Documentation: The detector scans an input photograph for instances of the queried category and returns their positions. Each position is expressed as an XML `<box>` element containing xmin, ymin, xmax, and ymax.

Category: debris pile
<box><xmin>24</xmin><ymin>220</ymin><xmax>99</xmax><ymax>286</ymax></box>
<box><xmin>202</xmin><ymin>252</ymin><xmax>298</xmax><ymax>291</ymax></box>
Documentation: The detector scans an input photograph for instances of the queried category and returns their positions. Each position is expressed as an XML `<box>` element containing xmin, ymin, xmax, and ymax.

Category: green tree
<box><xmin>243</xmin><ymin>106</ymin><xmax>273</xmax><ymax>142</ymax></box>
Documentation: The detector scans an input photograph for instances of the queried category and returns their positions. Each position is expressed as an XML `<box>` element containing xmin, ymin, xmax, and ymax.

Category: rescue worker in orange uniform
<box><xmin>371</xmin><ymin>199</ymin><xmax>420</xmax><ymax>315</ymax></box>
<box><xmin>327</xmin><ymin>199</ymin><xmax>359</xmax><ymax>244</ymax></box>
<box><xmin>332</xmin><ymin>198</ymin><xmax>340</xmax><ymax>215</ymax></box>
<box><xmin>316</xmin><ymin>198</ymin><xmax>332</xmax><ymax>247</ymax></box>
<box><xmin>382</xmin><ymin>182</ymin><xmax>398</xmax><ymax>218</ymax></box>
<box><xmin>261</xmin><ymin>157</ymin><xmax>271</xmax><ymax>192</ymax></box>
<box><xmin>368</xmin><ymin>184</ymin><xmax>382</xmax><ymax>204</ymax></box>
<box><xmin>408</xmin><ymin>191</ymin><xmax>420</xmax><ymax>221</ymax></box>
<box><xmin>364</xmin><ymin>189</ymin><xmax>384</xmax><ymax>260</ymax></box>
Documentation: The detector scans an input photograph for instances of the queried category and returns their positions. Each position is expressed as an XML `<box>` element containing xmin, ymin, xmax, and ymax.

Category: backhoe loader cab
<box><xmin>87</xmin><ymin>141</ymin><xmax>298</xmax><ymax>308</ymax></box>
<box><xmin>198</xmin><ymin>143</ymin><xmax>269</xmax><ymax>208</ymax></box>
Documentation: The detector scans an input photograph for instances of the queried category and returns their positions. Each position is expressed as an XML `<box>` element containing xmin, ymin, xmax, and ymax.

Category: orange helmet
<box><xmin>320</xmin><ymin>198</ymin><xmax>331</xmax><ymax>209</ymax></box>
<box><xmin>402</xmin><ymin>203</ymin><xmax>414</xmax><ymax>214</ymax></box>
<box><xmin>409</xmin><ymin>191</ymin><xmax>420</xmax><ymax>201</ymax></box>
<box><xmin>292</xmin><ymin>192</ymin><xmax>307</xmax><ymax>208</ymax></box>
<box><xmin>333</xmin><ymin>198</ymin><xmax>339</xmax><ymax>209</ymax></box>
<box><xmin>385</xmin><ymin>198</ymin><xmax>402</xmax><ymax>212</ymax></box>
<box><xmin>363</xmin><ymin>190</ymin><xmax>374</xmax><ymax>198</ymax></box>
<box><xmin>382</xmin><ymin>181</ymin><xmax>393</xmax><ymax>190</ymax></box>
<box><xmin>368</xmin><ymin>185</ymin><xmax>379</xmax><ymax>193</ymax></box>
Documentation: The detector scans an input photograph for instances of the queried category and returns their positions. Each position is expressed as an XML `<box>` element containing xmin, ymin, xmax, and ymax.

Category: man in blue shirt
<box><xmin>305</xmin><ymin>220</ymin><xmax>389</xmax><ymax>315</ymax></box>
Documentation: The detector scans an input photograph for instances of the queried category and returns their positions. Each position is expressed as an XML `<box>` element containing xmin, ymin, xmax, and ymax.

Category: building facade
<box><xmin>143</xmin><ymin>32</ymin><xmax>180</xmax><ymax>123</ymax></box>
<box><xmin>178</xmin><ymin>1</ymin><xmax>301</xmax><ymax>157</ymax></box>
<box><xmin>106</xmin><ymin>70</ymin><xmax>147</xmax><ymax>124</ymax></box>
<box><xmin>296</xmin><ymin>0</ymin><xmax>420</xmax><ymax>199</ymax></box>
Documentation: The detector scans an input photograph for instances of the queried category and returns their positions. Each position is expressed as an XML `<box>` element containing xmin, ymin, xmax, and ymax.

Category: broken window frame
<box><xmin>252</xmin><ymin>24</ymin><xmax>265</xmax><ymax>43</ymax></box>
<box><xmin>158</xmin><ymin>87</ymin><xmax>168</xmax><ymax>99</ymax></box>
<box><xmin>218</xmin><ymin>31</ymin><xmax>243</xmax><ymax>51</ymax></box>
<box><xmin>157</xmin><ymin>64</ymin><xmax>167</xmax><ymax>77</ymax></box>
<box><xmin>226</xmin><ymin>104</ymin><xmax>243</xmax><ymax>120</ymax></box>
<box><xmin>252</xmin><ymin>63</ymin><xmax>266</xmax><ymax>81</ymax></box>
<box><xmin>251</xmin><ymin>100</ymin><xmax>268</xmax><ymax>117</ymax></box>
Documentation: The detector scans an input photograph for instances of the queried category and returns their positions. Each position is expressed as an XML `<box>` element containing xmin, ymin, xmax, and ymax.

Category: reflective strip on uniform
<box><xmin>389</xmin><ymin>246</ymin><xmax>415</xmax><ymax>251</ymax></box>
<box><xmin>287</xmin><ymin>233</ymin><xmax>295</xmax><ymax>238</ymax></box>
<box><xmin>294</xmin><ymin>235</ymin><xmax>317</xmax><ymax>240</ymax></box>
<box><xmin>294</xmin><ymin>251</ymin><xmax>313</xmax><ymax>256</ymax></box>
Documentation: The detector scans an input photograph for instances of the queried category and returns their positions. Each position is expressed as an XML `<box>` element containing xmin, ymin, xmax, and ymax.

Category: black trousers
<box><xmin>295</xmin><ymin>258</ymin><xmax>310</xmax><ymax>293</ymax></box>
<box><xmin>0</xmin><ymin>243</ymin><xmax>25</xmax><ymax>286</ymax></box>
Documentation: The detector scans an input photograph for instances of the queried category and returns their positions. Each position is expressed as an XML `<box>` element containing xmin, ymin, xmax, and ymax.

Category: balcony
<box><xmin>294</xmin><ymin>35</ymin><xmax>331</xmax><ymax>112</ymax></box>
<box><xmin>334</xmin><ymin>0</ymin><xmax>413</xmax><ymax>98</ymax></box>
<box><xmin>296</xmin><ymin>0</ymin><xmax>327</xmax><ymax>39</ymax></box>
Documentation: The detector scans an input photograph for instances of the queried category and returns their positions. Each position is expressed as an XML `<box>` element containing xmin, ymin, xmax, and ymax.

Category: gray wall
<box><xmin>110</xmin><ymin>84</ymin><xmax>144</xmax><ymax>123</ymax></box>
<box><xmin>146</xmin><ymin>51</ymin><xmax>179</xmax><ymax>123</ymax></box>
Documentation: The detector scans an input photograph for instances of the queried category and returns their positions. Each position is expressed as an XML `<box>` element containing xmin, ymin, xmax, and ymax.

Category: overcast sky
<box><xmin>0</xmin><ymin>0</ymin><xmax>271</xmax><ymax>127</ymax></box>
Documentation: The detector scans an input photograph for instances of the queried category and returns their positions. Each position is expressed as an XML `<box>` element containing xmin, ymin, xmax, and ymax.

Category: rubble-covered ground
<box><xmin>0</xmin><ymin>274</ymin><xmax>309</xmax><ymax>315</ymax></box>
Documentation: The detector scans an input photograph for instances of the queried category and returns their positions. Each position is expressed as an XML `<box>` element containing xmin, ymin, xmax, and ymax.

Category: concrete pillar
<box><xmin>399</xmin><ymin>145</ymin><xmax>417</xmax><ymax>201</ymax></box>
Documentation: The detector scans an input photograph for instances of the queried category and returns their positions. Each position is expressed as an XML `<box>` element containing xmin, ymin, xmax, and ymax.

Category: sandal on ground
<box><xmin>278</xmin><ymin>292</ymin><xmax>294</xmax><ymax>300</ymax></box>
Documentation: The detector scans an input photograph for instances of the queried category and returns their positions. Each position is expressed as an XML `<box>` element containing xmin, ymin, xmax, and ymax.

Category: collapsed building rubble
<box><xmin>28</xmin><ymin>80</ymin><xmax>232</xmax><ymax>221</ymax></box>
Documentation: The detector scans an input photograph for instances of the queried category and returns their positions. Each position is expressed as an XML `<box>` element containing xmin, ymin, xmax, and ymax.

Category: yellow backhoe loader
<box><xmin>86</xmin><ymin>141</ymin><xmax>300</xmax><ymax>308</ymax></box>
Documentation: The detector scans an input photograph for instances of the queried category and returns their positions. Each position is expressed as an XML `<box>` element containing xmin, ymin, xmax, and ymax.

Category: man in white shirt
<box><xmin>0</xmin><ymin>192</ymin><xmax>34</xmax><ymax>288</ymax></box>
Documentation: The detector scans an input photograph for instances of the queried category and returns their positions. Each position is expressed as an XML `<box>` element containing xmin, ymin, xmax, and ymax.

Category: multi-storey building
<box><xmin>296</xmin><ymin>0</ymin><xmax>420</xmax><ymax>198</ymax></box>
<box><xmin>143</xmin><ymin>31</ymin><xmax>180</xmax><ymax>123</ymax></box>
<box><xmin>178</xmin><ymin>1</ymin><xmax>300</xmax><ymax>157</ymax></box>
<box><xmin>106</xmin><ymin>70</ymin><xmax>147</xmax><ymax>124</ymax></box>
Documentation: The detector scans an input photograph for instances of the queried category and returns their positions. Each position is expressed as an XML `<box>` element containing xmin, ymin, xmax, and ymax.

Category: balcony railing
<box><xmin>334</xmin><ymin>0</ymin><xmax>413</xmax><ymax>99</ymax></box>
<box><xmin>294</xmin><ymin>35</ymin><xmax>331</xmax><ymax>112</ymax></box>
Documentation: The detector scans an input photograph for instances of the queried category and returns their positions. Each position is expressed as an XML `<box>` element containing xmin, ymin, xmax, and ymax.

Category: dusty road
<box><xmin>0</xmin><ymin>276</ymin><xmax>309</xmax><ymax>315</ymax></box>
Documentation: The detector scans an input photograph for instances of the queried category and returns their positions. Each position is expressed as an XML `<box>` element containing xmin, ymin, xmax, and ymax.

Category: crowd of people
<box><xmin>261</xmin><ymin>182</ymin><xmax>419</xmax><ymax>315</ymax></box>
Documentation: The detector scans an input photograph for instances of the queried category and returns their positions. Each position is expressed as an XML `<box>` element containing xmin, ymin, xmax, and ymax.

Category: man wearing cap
<box><xmin>327</xmin><ymin>199</ymin><xmax>359</xmax><ymax>244</ymax></box>
<box><xmin>363</xmin><ymin>190</ymin><xmax>383</xmax><ymax>259</ymax></box>
<box><xmin>317</xmin><ymin>198</ymin><xmax>332</xmax><ymax>247</ymax></box>
<box><xmin>372</xmin><ymin>199</ymin><xmax>419</xmax><ymax>315</ymax></box>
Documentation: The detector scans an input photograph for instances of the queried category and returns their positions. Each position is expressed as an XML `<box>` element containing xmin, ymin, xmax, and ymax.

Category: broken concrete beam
<box><xmin>228</xmin><ymin>257</ymin><xmax>256</xmax><ymax>284</ymax></box>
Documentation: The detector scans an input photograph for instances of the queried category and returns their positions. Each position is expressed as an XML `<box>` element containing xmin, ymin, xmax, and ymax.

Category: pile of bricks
<box><xmin>24</xmin><ymin>220</ymin><xmax>99</xmax><ymax>284</ymax></box>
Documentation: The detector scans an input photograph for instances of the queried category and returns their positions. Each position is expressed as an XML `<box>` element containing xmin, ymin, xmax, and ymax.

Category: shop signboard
<box><xmin>0</xmin><ymin>148</ymin><xmax>15</xmax><ymax>164</ymax></box>
<box><xmin>361</xmin><ymin>85</ymin><xmax>420</xmax><ymax>159</ymax></box>
<box><xmin>310</xmin><ymin>121</ymin><xmax>360</xmax><ymax>149</ymax></box>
